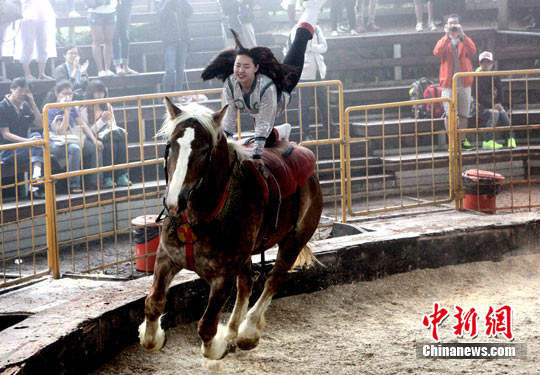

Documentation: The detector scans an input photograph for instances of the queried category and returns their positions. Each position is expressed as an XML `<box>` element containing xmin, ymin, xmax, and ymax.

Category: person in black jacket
<box><xmin>472</xmin><ymin>51</ymin><xmax>515</xmax><ymax>150</ymax></box>
<box><xmin>157</xmin><ymin>0</ymin><xmax>193</xmax><ymax>93</ymax></box>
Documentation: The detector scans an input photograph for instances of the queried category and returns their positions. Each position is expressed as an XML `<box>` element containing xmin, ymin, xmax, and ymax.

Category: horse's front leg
<box><xmin>223</xmin><ymin>262</ymin><xmax>257</xmax><ymax>349</ymax></box>
<box><xmin>199</xmin><ymin>276</ymin><xmax>234</xmax><ymax>359</ymax></box>
<box><xmin>139</xmin><ymin>245</ymin><xmax>181</xmax><ymax>352</ymax></box>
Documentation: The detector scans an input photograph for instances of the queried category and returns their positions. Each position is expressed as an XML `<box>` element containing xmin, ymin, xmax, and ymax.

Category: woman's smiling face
<box><xmin>233</xmin><ymin>54</ymin><xmax>258</xmax><ymax>88</ymax></box>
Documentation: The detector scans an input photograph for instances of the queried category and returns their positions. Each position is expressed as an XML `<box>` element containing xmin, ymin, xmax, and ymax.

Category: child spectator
<box><xmin>88</xmin><ymin>0</ymin><xmax>117</xmax><ymax>77</ymax></box>
<box><xmin>53</xmin><ymin>45</ymin><xmax>90</xmax><ymax>100</ymax></box>
<box><xmin>46</xmin><ymin>80</ymin><xmax>102</xmax><ymax>193</ymax></box>
<box><xmin>113</xmin><ymin>0</ymin><xmax>138</xmax><ymax>76</ymax></box>
<box><xmin>0</xmin><ymin>77</ymin><xmax>44</xmax><ymax>198</ymax></box>
<box><xmin>81</xmin><ymin>80</ymin><xmax>131</xmax><ymax>187</ymax></box>
<box><xmin>157</xmin><ymin>0</ymin><xmax>193</xmax><ymax>93</ymax></box>
<box><xmin>15</xmin><ymin>0</ymin><xmax>57</xmax><ymax>80</ymax></box>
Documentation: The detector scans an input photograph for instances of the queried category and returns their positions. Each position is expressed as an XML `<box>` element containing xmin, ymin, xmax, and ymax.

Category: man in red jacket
<box><xmin>433</xmin><ymin>13</ymin><xmax>477</xmax><ymax>151</ymax></box>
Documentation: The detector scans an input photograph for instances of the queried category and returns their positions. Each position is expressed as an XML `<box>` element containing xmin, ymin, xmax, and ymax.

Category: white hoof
<box><xmin>201</xmin><ymin>324</ymin><xmax>234</xmax><ymax>360</ymax></box>
<box><xmin>237</xmin><ymin>315</ymin><xmax>265</xmax><ymax>351</ymax></box>
<box><xmin>139</xmin><ymin>319</ymin><xmax>166</xmax><ymax>352</ymax></box>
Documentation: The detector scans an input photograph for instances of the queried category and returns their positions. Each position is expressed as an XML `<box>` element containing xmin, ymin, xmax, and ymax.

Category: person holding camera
<box><xmin>433</xmin><ymin>13</ymin><xmax>476</xmax><ymax>151</ymax></box>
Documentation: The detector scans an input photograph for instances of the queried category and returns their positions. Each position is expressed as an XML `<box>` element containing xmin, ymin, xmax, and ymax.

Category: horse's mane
<box><xmin>156</xmin><ymin>102</ymin><xmax>219</xmax><ymax>146</ymax></box>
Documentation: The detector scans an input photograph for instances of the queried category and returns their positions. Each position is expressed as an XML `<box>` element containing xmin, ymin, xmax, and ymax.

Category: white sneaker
<box><xmin>428</xmin><ymin>22</ymin><xmax>437</xmax><ymax>31</ymax></box>
<box><xmin>275</xmin><ymin>123</ymin><xmax>292</xmax><ymax>142</ymax></box>
<box><xmin>330</xmin><ymin>30</ymin><xmax>338</xmax><ymax>37</ymax></box>
<box><xmin>416</xmin><ymin>23</ymin><xmax>423</xmax><ymax>32</ymax></box>
<box><xmin>68</xmin><ymin>10</ymin><xmax>80</xmax><ymax>17</ymax></box>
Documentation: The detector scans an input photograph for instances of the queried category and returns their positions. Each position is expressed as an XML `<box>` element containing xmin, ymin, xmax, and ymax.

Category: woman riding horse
<box><xmin>201</xmin><ymin>0</ymin><xmax>327</xmax><ymax>163</ymax></box>
<box><xmin>138</xmin><ymin>0</ymin><xmax>325</xmax><ymax>359</ymax></box>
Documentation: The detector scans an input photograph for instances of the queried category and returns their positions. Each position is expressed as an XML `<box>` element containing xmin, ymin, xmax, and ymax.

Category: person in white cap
<box><xmin>202</xmin><ymin>0</ymin><xmax>327</xmax><ymax>163</ymax></box>
<box><xmin>472</xmin><ymin>51</ymin><xmax>516</xmax><ymax>149</ymax></box>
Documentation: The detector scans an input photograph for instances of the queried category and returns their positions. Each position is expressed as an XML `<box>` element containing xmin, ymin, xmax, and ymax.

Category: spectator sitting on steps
<box><xmin>81</xmin><ymin>80</ymin><xmax>131</xmax><ymax>187</ymax></box>
<box><xmin>0</xmin><ymin>77</ymin><xmax>45</xmax><ymax>199</ymax></box>
<box><xmin>53</xmin><ymin>45</ymin><xmax>90</xmax><ymax>101</ymax></box>
<box><xmin>45</xmin><ymin>80</ymin><xmax>102</xmax><ymax>193</ymax></box>
<box><xmin>472</xmin><ymin>51</ymin><xmax>516</xmax><ymax>150</ymax></box>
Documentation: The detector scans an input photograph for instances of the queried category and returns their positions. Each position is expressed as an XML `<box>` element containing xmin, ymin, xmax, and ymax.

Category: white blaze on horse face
<box><xmin>167</xmin><ymin>128</ymin><xmax>195</xmax><ymax>209</ymax></box>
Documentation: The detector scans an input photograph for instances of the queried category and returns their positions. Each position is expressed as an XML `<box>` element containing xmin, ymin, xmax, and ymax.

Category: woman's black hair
<box><xmin>201</xmin><ymin>29</ymin><xmax>296</xmax><ymax>94</ymax></box>
<box><xmin>43</xmin><ymin>80</ymin><xmax>73</xmax><ymax>106</ymax></box>
<box><xmin>85</xmin><ymin>80</ymin><xmax>109</xmax><ymax>125</ymax></box>
<box><xmin>62</xmin><ymin>44</ymin><xmax>77</xmax><ymax>56</ymax></box>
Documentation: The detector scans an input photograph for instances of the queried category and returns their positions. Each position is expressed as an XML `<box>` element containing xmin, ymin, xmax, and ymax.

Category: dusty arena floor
<box><xmin>90</xmin><ymin>253</ymin><xmax>540</xmax><ymax>375</ymax></box>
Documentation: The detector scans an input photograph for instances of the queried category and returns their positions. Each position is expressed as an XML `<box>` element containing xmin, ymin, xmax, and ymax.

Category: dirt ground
<box><xmin>89</xmin><ymin>252</ymin><xmax>539</xmax><ymax>375</ymax></box>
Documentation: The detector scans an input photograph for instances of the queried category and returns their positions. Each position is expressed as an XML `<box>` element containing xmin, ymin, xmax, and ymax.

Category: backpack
<box><xmin>409</xmin><ymin>77</ymin><xmax>433</xmax><ymax>118</ymax></box>
<box><xmin>423</xmin><ymin>84</ymin><xmax>444</xmax><ymax>118</ymax></box>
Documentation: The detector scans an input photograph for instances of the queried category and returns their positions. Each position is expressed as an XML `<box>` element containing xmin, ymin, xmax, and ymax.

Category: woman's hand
<box><xmin>81</xmin><ymin>60</ymin><xmax>89</xmax><ymax>75</ymax></box>
<box><xmin>94</xmin><ymin>138</ymin><xmax>104</xmax><ymax>151</ymax></box>
<box><xmin>101</xmin><ymin>110</ymin><xmax>111</xmax><ymax>122</ymax></box>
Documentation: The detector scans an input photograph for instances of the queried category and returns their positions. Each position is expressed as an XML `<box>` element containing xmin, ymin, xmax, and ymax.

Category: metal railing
<box><xmin>1</xmin><ymin>81</ymin><xmax>345</xmax><ymax>286</ymax></box>
<box><xmin>452</xmin><ymin>69</ymin><xmax>540</xmax><ymax>213</ymax></box>
<box><xmin>344</xmin><ymin>97</ymin><xmax>454</xmax><ymax>217</ymax></box>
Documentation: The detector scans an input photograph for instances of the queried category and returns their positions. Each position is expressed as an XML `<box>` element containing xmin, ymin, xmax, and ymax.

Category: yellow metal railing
<box><xmin>344</xmin><ymin>97</ymin><xmax>454</xmax><ymax>217</ymax></box>
<box><xmin>0</xmin><ymin>138</ymin><xmax>52</xmax><ymax>287</ymax></box>
<box><xmin>1</xmin><ymin>81</ymin><xmax>345</xmax><ymax>286</ymax></box>
<box><xmin>452</xmin><ymin>68</ymin><xmax>540</xmax><ymax>213</ymax></box>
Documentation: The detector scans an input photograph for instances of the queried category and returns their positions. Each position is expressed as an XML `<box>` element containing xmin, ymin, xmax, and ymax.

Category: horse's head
<box><xmin>158</xmin><ymin>97</ymin><xmax>228</xmax><ymax>217</ymax></box>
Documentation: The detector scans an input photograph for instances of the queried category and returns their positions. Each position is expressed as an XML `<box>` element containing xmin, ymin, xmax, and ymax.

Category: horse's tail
<box><xmin>292</xmin><ymin>243</ymin><xmax>324</xmax><ymax>269</ymax></box>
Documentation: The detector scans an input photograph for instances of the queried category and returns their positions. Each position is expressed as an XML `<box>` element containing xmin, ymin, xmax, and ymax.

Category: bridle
<box><xmin>156</xmin><ymin>124</ymin><xmax>232</xmax><ymax>225</ymax></box>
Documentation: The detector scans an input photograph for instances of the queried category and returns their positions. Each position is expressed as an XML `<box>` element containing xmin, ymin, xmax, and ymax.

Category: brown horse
<box><xmin>139</xmin><ymin>98</ymin><xmax>323</xmax><ymax>359</ymax></box>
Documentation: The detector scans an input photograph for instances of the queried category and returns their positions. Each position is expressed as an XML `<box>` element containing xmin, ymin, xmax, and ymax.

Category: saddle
<box><xmin>240</xmin><ymin>140</ymin><xmax>316</xmax><ymax>234</ymax></box>
<box><xmin>242</xmin><ymin>140</ymin><xmax>316</xmax><ymax>199</ymax></box>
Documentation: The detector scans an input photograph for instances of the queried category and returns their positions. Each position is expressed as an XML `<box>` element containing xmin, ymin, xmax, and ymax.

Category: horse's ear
<box><xmin>164</xmin><ymin>97</ymin><xmax>182</xmax><ymax>120</ymax></box>
<box><xmin>212</xmin><ymin>105</ymin><xmax>229</xmax><ymax>129</ymax></box>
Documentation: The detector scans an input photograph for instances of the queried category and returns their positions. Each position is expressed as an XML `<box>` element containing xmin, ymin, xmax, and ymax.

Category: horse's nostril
<box><xmin>168</xmin><ymin>206</ymin><xmax>178</xmax><ymax>216</ymax></box>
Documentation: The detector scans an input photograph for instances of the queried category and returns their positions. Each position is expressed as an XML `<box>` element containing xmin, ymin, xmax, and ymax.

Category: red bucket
<box><xmin>462</xmin><ymin>170</ymin><xmax>505</xmax><ymax>215</ymax></box>
<box><xmin>132</xmin><ymin>215</ymin><xmax>160</xmax><ymax>272</ymax></box>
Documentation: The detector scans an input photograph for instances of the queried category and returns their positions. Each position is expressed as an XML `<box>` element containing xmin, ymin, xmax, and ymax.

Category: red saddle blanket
<box><xmin>241</xmin><ymin>140</ymin><xmax>316</xmax><ymax>199</ymax></box>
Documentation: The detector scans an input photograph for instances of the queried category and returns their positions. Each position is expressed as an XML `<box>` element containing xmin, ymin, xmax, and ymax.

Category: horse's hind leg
<box><xmin>139</xmin><ymin>245</ymin><xmax>181</xmax><ymax>352</ymax></box>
